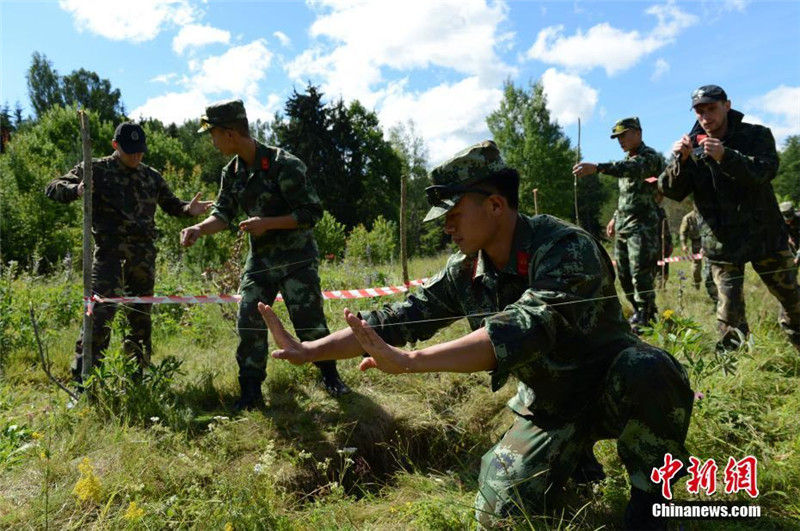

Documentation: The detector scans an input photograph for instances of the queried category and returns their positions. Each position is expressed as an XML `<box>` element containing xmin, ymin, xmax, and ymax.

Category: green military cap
<box><xmin>610</xmin><ymin>117</ymin><xmax>641</xmax><ymax>138</ymax></box>
<box><xmin>780</xmin><ymin>201</ymin><xmax>795</xmax><ymax>219</ymax></box>
<box><xmin>197</xmin><ymin>99</ymin><xmax>248</xmax><ymax>133</ymax></box>
<box><xmin>423</xmin><ymin>140</ymin><xmax>507</xmax><ymax>222</ymax></box>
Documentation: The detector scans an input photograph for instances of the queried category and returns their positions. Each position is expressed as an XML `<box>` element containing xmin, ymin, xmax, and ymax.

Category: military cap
<box><xmin>691</xmin><ymin>85</ymin><xmax>728</xmax><ymax>108</ymax></box>
<box><xmin>198</xmin><ymin>99</ymin><xmax>248</xmax><ymax>133</ymax></box>
<box><xmin>113</xmin><ymin>122</ymin><xmax>147</xmax><ymax>153</ymax></box>
<box><xmin>780</xmin><ymin>201</ymin><xmax>795</xmax><ymax>219</ymax></box>
<box><xmin>423</xmin><ymin>140</ymin><xmax>507</xmax><ymax>222</ymax></box>
<box><xmin>610</xmin><ymin>117</ymin><xmax>641</xmax><ymax>138</ymax></box>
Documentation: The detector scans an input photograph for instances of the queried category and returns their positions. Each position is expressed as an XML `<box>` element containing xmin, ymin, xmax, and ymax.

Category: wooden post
<box><xmin>660</xmin><ymin>217</ymin><xmax>667</xmax><ymax>290</ymax></box>
<box><xmin>533</xmin><ymin>188</ymin><xmax>539</xmax><ymax>215</ymax></box>
<box><xmin>79</xmin><ymin>111</ymin><xmax>93</xmax><ymax>383</ymax></box>
<box><xmin>400</xmin><ymin>173</ymin><xmax>409</xmax><ymax>288</ymax></box>
<box><xmin>573</xmin><ymin>117</ymin><xmax>581</xmax><ymax>225</ymax></box>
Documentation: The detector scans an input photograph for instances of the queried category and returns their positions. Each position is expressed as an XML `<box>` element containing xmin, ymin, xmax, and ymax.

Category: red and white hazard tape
<box><xmin>85</xmin><ymin>278</ymin><xmax>430</xmax><ymax>315</ymax></box>
<box><xmin>657</xmin><ymin>253</ymin><xmax>703</xmax><ymax>266</ymax></box>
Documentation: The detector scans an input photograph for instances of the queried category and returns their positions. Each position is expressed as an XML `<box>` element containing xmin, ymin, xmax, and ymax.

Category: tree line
<box><xmin>3</xmin><ymin>52</ymin><xmax>799</xmax><ymax>272</ymax></box>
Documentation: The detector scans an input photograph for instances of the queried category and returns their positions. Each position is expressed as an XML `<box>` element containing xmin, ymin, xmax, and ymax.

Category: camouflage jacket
<box><xmin>679</xmin><ymin>210</ymin><xmax>701</xmax><ymax>249</ymax></box>
<box><xmin>362</xmin><ymin>214</ymin><xmax>639</xmax><ymax>428</ymax></box>
<box><xmin>786</xmin><ymin>214</ymin><xmax>800</xmax><ymax>255</ymax></box>
<box><xmin>45</xmin><ymin>154</ymin><xmax>189</xmax><ymax>245</ymax></box>
<box><xmin>598</xmin><ymin>142</ymin><xmax>664</xmax><ymax>234</ymax></box>
<box><xmin>660</xmin><ymin>110</ymin><xmax>786</xmax><ymax>263</ymax></box>
<box><xmin>211</xmin><ymin>141</ymin><xmax>323</xmax><ymax>276</ymax></box>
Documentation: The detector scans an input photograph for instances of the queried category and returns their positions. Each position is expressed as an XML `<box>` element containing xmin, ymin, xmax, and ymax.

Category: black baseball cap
<box><xmin>113</xmin><ymin>122</ymin><xmax>147</xmax><ymax>153</ymax></box>
<box><xmin>691</xmin><ymin>85</ymin><xmax>728</xmax><ymax>108</ymax></box>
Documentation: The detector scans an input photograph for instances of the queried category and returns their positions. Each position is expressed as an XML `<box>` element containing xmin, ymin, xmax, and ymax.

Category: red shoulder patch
<box><xmin>517</xmin><ymin>251</ymin><xmax>530</xmax><ymax>276</ymax></box>
<box><xmin>261</xmin><ymin>157</ymin><xmax>270</xmax><ymax>171</ymax></box>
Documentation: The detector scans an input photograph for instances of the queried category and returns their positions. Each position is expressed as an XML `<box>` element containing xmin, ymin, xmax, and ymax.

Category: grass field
<box><xmin>1</xmin><ymin>254</ymin><xmax>799</xmax><ymax>529</ymax></box>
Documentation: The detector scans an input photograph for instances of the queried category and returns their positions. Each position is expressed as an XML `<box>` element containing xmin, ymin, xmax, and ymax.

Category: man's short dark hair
<box><xmin>474</xmin><ymin>168</ymin><xmax>520</xmax><ymax>209</ymax></box>
<box><xmin>219</xmin><ymin>118</ymin><xmax>250</xmax><ymax>138</ymax></box>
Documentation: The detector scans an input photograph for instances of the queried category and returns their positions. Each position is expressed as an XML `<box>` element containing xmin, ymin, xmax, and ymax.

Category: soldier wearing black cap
<box><xmin>573</xmin><ymin>116</ymin><xmax>665</xmax><ymax>330</ymax></box>
<box><xmin>660</xmin><ymin>84</ymin><xmax>800</xmax><ymax>352</ymax></box>
<box><xmin>45</xmin><ymin>122</ymin><xmax>213</xmax><ymax>385</ymax></box>
<box><xmin>180</xmin><ymin>99</ymin><xmax>350</xmax><ymax>408</ymax></box>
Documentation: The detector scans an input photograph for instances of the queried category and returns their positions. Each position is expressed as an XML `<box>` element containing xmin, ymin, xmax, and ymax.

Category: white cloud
<box><xmin>651</xmin><ymin>58</ymin><xmax>670</xmax><ymax>81</ymax></box>
<box><xmin>526</xmin><ymin>1</ymin><xmax>697</xmax><ymax>75</ymax></box>
<box><xmin>287</xmin><ymin>0</ymin><xmax>514</xmax><ymax>102</ymax></box>
<box><xmin>131</xmin><ymin>40</ymin><xmax>278</xmax><ymax>125</ymax></box>
<box><xmin>723</xmin><ymin>0</ymin><xmax>748</xmax><ymax>12</ymax></box>
<box><xmin>192</xmin><ymin>40</ymin><xmax>273</xmax><ymax>97</ymax></box>
<box><xmin>172</xmin><ymin>24</ymin><xmax>231</xmax><ymax>55</ymax></box>
<box><xmin>273</xmin><ymin>31</ymin><xmax>291</xmax><ymax>47</ymax></box>
<box><xmin>151</xmin><ymin>73</ymin><xmax>179</xmax><ymax>84</ymax></box>
<box><xmin>745</xmin><ymin>85</ymin><xmax>800</xmax><ymax>144</ymax></box>
<box><xmin>540</xmin><ymin>68</ymin><xmax>598</xmax><ymax>126</ymax></box>
<box><xmin>59</xmin><ymin>0</ymin><xmax>197</xmax><ymax>42</ymax></box>
<box><xmin>129</xmin><ymin>89</ymin><xmax>208</xmax><ymax>125</ymax></box>
<box><xmin>378</xmin><ymin>77</ymin><xmax>504</xmax><ymax>163</ymax></box>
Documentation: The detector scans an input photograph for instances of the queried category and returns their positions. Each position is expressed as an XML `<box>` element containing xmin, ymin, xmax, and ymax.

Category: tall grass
<box><xmin>1</xmin><ymin>256</ymin><xmax>798</xmax><ymax>529</ymax></box>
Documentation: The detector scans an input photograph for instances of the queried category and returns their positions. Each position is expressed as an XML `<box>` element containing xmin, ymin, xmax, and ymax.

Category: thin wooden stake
<box><xmin>79</xmin><ymin>110</ymin><xmax>93</xmax><ymax>382</ymax></box>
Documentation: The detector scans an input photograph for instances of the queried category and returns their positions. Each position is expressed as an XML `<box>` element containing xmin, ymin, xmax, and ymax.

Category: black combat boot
<box><xmin>316</xmin><ymin>361</ymin><xmax>351</xmax><ymax>397</ymax></box>
<box><xmin>623</xmin><ymin>487</ymin><xmax>667</xmax><ymax>530</ymax></box>
<box><xmin>570</xmin><ymin>446</ymin><xmax>606</xmax><ymax>485</ymax></box>
<box><xmin>233</xmin><ymin>376</ymin><xmax>265</xmax><ymax>411</ymax></box>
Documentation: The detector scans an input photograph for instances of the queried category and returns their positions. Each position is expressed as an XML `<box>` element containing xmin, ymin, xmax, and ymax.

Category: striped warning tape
<box><xmin>657</xmin><ymin>253</ymin><xmax>703</xmax><ymax>266</ymax></box>
<box><xmin>84</xmin><ymin>278</ymin><xmax>430</xmax><ymax>314</ymax></box>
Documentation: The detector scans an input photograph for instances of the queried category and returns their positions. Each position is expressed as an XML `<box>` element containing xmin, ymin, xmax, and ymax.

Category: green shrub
<box><xmin>313</xmin><ymin>210</ymin><xmax>347</xmax><ymax>260</ymax></box>
<box><xmin>345</xmin><ymin>215</ymin><xmax>397</xmax><ymax>264</ymax></box>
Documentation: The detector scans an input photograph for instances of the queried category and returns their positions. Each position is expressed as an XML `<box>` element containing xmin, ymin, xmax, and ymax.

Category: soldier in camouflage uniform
<box><xmin>574</xmin><ymin>117</ymin><xmax>665</xmax><ymax>328</ymax></box>
<box><xmin>679</xmin><ymin>207</ymin><xmax>718</xmax><ymax>303</ymax></box>
<box><xmin>259</xmin><ymin>141</ymin><xmax>693</xmax><ymax>530</ymax></box>
<box><xmin>180</xmin><ymin>99</ymin><xmax>349</xmax><ymax>410</ymax></box>
<box><xmin>660</xmin><ymin>85</ymin><xmax>800</xmax><ymax>351</ymax></box>
<box><xmin>779</xmin><ymin>201</ymin><xmax>800</xmax><ymax>264</ymax></box>
<box><xmin>45</xmin><ymin>123</ymin><xmax>212</xmax><ymax>384</ymax></box>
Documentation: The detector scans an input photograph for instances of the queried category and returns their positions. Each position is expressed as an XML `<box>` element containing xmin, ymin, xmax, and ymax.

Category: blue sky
<box><xmin>1</xmin><ymin>0</ymin><xmax>798</xmax><ymax>165</ymax></box>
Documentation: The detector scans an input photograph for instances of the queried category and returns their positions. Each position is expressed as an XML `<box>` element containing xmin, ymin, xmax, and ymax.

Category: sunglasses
<box><xmin>425</xmin><ymin>185</ymin><xmax>492</xmax><ymax>207</ymax></box>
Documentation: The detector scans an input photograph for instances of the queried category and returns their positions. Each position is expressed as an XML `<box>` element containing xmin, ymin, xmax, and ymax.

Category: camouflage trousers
<box><xmin>711</xmin><ymin>250</ymin><xmax>800</xmax><ymax>348</ymax></box>
<box><xmin>474</xmin><ymin>344</ymin><xmax>693</xmax><ymax>527</ymax></box>
<box><xmin>615</xmin><ymin>227</ymin><xmax>658</xmax><ymax>308</ymax></box>
<box><xmin>237</xmin><ymin>261</ymin><xmax>336</xmax><ymax>382</ymax></box>
<box><xmin>73</xmin><ymin>241</ymin><xmax>156</xmax><ymax>383</ymax></box>
<box><xmin>689</xmin><ymin>244</ymin><xmax>718</xmax><ymax>303</ymax></box>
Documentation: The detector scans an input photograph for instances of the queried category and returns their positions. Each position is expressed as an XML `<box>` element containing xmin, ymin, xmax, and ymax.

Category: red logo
<box><xmin>724</xmin><ymin>456</ymin><xmax>759</xmax><ymax>498</ymax></box>
<box><xmin>517</xmin><ymin>251</ymin><xmax>530</xmax><ymax>276</ymax></box>
<box><xmin>651</xmin><ymin>453</ymin><xmax>684</xmax><ymax>499</ymax></box>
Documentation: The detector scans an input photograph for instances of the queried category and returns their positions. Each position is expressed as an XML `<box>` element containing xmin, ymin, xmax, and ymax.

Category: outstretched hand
<box><xmin>343</xmin><ymin>308</ymin><xmax>413</xmax><ymax>374</ymax></box>
<box><xmin>258</xmin><ymin>302</ymin><xmax>309</xmax><ymax>365</ymax></box>
<box><xmin>186</xmin><ymin>191</ymin><xmax>213</xmax><ymax>216</ymax></box>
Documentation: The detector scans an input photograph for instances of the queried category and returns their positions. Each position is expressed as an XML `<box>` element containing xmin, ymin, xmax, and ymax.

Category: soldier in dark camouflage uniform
<box><xmin>574</xmin><ymin>117</ymin><xmax>665</xmax><ymax>328</ymax></box>
<box><xmin>779</xmin><ymin>201</ymin><xmax>800</xmax><ymax>264</ymax></box>
<box><xmin>259</xmin><ymin>141</ymin><xmax>693</xmax><ymax>530</ymax></box>
<box><xmin>180</xmin><ymin>99</ymin><xmax>349</xmax><ymax>410</ymax></box>
<box><xmin>679</xmin><ymin>208</ymin><xmax>718</xmax><ymax>303</ymax></box>
<box><xmin>45</xmin><ymin>123</ymin><xmax>212</xmax><ymax>383</ymax></box>
<box><xmin>660</xmin><ymin>85</ymin><xmax>800</xmax><ymax>351</ymax></box>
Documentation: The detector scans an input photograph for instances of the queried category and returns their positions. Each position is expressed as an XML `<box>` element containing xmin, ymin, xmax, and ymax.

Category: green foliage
<box><xmin>314</xmin><ymin>210</ymin><xmax>347</xmax><ymax>260</ymax></box>
<box><xmin>774</xmin><ymin>135</ymin><xmax>800</xmax><ymax>204</ymax></box>
<box><xmin>26</xmin><ymin>52</ymin><xmax>124</xmax><ymax>122</ymax></box>
<box><xmin>272</xmin><ymin>84</ymin><xmax>402</xmax><ymax>229</ymax></box>
<box><xmin>0</xmin><ymin>422</ymin><xmax>34</xmax><ymax>469</ymax></box>
<box><xmin>84</xmin><ymin>352</ymin><xmax>192</xmax><ymax>429</ymax></box>
<box><xmin>345</xmin><ymin>216</ymin><xmax>397</xmax><ymax>264</ymax></box>
<box><xmin>487</xmin><ymin>80</ymin><xmax>607</xmax><ymax>235</ymax></box>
